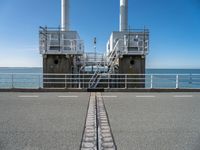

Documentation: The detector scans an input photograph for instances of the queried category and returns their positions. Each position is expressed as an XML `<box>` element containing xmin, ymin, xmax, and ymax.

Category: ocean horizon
<box><xmin>0</xmin><ymin>67</ymin><xmax>200</xmax><ymax>73</ymax></box>
<box><xmin>0</xmin><ymin>67</ymin><xmax>200</xmax><ymax>74</ymax></box>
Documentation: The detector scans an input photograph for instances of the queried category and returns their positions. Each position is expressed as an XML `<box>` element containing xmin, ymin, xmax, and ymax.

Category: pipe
<box><xmin>61</xmin><ymin>0</ymin><xmax>69</xmax><ymax>31</ymax></box>
<box><xmin>120</xmin><ymin>0</ymin><xmax>128</xmax><ymax>32</ymax></box>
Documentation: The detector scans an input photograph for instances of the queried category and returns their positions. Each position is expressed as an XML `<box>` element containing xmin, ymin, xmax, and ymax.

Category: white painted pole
<box><xmin>176</xmin><ymin>75</ymin><xmax>179</xmax><ymax>89</ymax></box>
<box><xmin>150</xmin><ymin>75</ymin><xmax>153</xmax><ymax>89</ymax></box>
<box><xmin>61</xmin><ymin>0</ymin><xmax>69</xmax><ymax>31</ymax></box>
<box><xmin>120</xmin><ymin>0</ymin><xmax>128</xmax><ymax>31</ymax></box>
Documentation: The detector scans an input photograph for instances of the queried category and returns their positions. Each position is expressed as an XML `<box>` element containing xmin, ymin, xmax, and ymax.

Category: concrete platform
<box><xmin>1</xmin><ymin>88</ymin><xmax>200</xmax><ymax>93</ymax></box>
<box><xmin>0</xmin><ymin>92</ymin><xmax>90</xmax><ymax>150</ymax></box>
<box><xmin>103</xmin><ymin>92</ymin><xmax>200</xmax><ymax>150</ymax></box>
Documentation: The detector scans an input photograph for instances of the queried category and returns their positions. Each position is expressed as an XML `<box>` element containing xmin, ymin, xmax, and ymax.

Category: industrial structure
<box><xmin>39</xmin><ymin>0</ymin><xmax>149</xmax><ymax>89</ymax></box>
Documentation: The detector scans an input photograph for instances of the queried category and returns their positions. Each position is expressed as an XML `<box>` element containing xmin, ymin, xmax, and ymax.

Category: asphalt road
<box><xmin>1</xmin><ymin>92</ymin><xmax>200</xmax><ymax>150</ymax></box>
<box><xmin>0</xmin><ymin>92</ymin><xmax>90</xmax><ymax>150</ymax></box>
<box><xmin>103</xmin><ymin>92</ymin><xmax>200</xmax><ymax>150</ymax></box>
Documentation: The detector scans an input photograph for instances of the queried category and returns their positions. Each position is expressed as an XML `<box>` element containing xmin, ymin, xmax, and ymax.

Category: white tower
<box><xmin>61</xmin><ymin>0</ymin><xmax>69</xmax><ymax>31</ymax></box>
<box><xmin>120</xmin><ymin>0</ymin><xmax>128</xmax><ymax>31</ymax></box>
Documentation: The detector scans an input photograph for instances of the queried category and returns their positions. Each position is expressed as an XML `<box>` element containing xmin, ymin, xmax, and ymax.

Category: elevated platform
<box><xmin>107</xmin><ymin>29</ymin><xmax>149</xmax><ymax>57</ymax></box>
<box><xmin>39</xmin><ymin>27</ymin><xmax>84</xmax><ymax>55</ymax></box>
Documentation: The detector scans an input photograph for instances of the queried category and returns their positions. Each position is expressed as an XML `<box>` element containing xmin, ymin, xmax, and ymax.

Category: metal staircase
<box><xmin>107</xmin><ymin>39</ymin><xmax>124</xmax><ymax>73</ymax></box>
<box><xmin>88</xmin><ymin>40</ymin><xmax>124</xmax><ymax>89</ymax></box>
<box><xmin>88</xmin><ymin>65</ymin><xmax>102</xmax><ymax>88</ymax></box>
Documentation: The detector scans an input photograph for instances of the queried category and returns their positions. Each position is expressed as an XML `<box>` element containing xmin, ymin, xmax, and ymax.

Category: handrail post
<box><xmin>176</xmin><ymin>75</ymin><xmax>179</xmax><ymax>89</ymax></box>
<box><xmin>83</xmin><ymin>74</ymin><xmax>85</xmax><ymax>89</ymax></box>
<box><xmin>108</xmin><ymin>74</ymin><xmax>110</xmax><ymax>88</ymax></box>
<box><xmin>65</xmin><ymin>74</ymin><xmax>67</xmax><ymax>89</ymax></box>
<box><xmin>38</xmin><ymin>74</ymin><xmax>41</xmax><ymax>89</ymax></box>
<box><xmin>11</xmin><ymin>73</ymin><xmax>14</xmax><ymax>89</ymax></box>
<box><xmin>150</xmin><ymin>75</ymin><xmax>153</xmax><ymax>89</ymax></box>
<box><xmin>125</xmin><ymin>74</ymin><xmax>127</xmax><ymax>89</ymax></box>
<box><xmin>79</xmin><ymin>74</ymin><xmax>81</xmax><ymax>89</ymax></box>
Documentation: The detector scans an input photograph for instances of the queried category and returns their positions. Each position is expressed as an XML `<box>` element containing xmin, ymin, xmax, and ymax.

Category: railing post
<box><xmin>83</xmin><ymin>74</ymin><xmax>85</xmax><ymax>89</ymax></box>
<box><xmin>108</xmin><ymin>74</ymin><xmax>110</xmax><ymax>88</ymax></box>
<box><xmin>65</xmin><ymin>74</ymin><xmax>67</xmax><ymax>89</ymax></box>
<box><xmin>79</xmin><ymin>74</ymin><xmax>81</xmax><ymax>89</ymax></box>
<box><xmin>125</xmin><ymin>74</ymin><xmax>127</xmax><ymax>89</ymax></box>
<box><xmin>176</xmin><ymin>75</ymin><xmax>179</xmax><ymax>89</ymax></box>
<box><xmin>150</xmin><ymin>75</ymin><xmax>153</xmax><ymax>89</ymax></box>
<box><xmin>11</xmin><ymin>73</ymin><xmax>14</xmax><ymax>89</ymax></box>
<box><xmin>38</xmin><ymin>74</ymin><xmax>41</xmax><ymax>89</ymax></box>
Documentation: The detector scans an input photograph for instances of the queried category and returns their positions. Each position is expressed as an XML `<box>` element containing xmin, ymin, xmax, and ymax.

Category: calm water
<box><xmin>146</xmin><ymin>69</ymin><xmax>200</xmax><ymax>74</ymax></box>
<box><xmin>0</xmin><ymin>67</ymin><xmax>42</xmax><ymax>73</ymax></box>
<box><xmin>0</xmin><ymin>67</ymin><xmax>200</xmax><ymax>74</ymax></box>
<box><xmin>0</xmin><ymin>67</ymin><xmax>200</xmax><ymax>89</ymax></box>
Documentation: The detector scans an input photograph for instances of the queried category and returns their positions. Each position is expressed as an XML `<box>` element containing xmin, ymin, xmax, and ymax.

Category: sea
<box><xmin>0</xmin><ymin>67</ymin><xmax>200</xmax><ymax>89</ymax></box>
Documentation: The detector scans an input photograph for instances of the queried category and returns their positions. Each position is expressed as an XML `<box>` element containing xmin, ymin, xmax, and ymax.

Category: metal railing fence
<box><xmin>0</xmin><ymin>73</ymin><xmax>200</xmax><ymax>89</ymax></box>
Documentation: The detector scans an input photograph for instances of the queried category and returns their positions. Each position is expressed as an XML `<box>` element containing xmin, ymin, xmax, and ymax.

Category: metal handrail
<box><xmin>107</xmin><ymin>40</ymin><xmax>123</xmax><ymax>73</ymax></box>
<box><xmin>0</xmin><ymin>73</ymin><xmax>200</xmax><ymax>89</ymax></box>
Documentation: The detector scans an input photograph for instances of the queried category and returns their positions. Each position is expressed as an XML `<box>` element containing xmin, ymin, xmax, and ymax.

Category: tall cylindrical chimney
<box><xmin>61</xmin><ymin>0</ymin><xmax>69</xmax><ymax>31</ymax></box>
<box><xmin>120</xmin><ymin>0</ymin><xmax>128</xmax><ymax>32</ymax></box>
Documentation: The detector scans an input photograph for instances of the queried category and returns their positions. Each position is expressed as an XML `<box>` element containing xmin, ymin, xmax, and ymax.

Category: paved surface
<box><xmin>0</xmin><ymin>92</ymin><xmax>90</xmax><ymax>150</ymax></box>
<box><xmin>103</xmin><ymin>92</ymin><xmax>200</xmax><ymax>150</ymax></box>
<box><xmin>1</xmin><ymin>92</ymin><xmax>200</xmax><ymax>150</ymax></box>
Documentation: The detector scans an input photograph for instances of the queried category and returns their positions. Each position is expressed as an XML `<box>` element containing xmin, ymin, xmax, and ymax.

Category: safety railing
<box><xmin>0</xmin><ymin>73</ymin><xmax>200</xmax><ymax>89</ymax></box>
<box><xmin>40</xmin><ymin>39</ymin><xmax>84</xmax><ymax>55</ymax></box>
<box><xmin>84</xmin><ymin>52</ymin><xmax>107</xmax><ymax>66</ymax></box>
<box><xmin>0</xmin><ymin>73</ymin><xmax>42</xmax><ymax>89</ymax></box>
<box><xmin>39</xmin><ymin>26</ymin><xmax>84</xmax><ymax>55</ymax></box>
<box><xmin>106</xmin><ymin>29</ymin><xmax>149</xmax><ymax>59</ymax></box>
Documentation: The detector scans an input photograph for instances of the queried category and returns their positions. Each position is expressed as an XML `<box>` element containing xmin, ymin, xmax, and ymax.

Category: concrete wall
<box><xmin>119</xmin><ymin>55</ymin><xmax>145</xmax><ymax>74</ymax></box>
<box><xmin>43</xmin><ymin>55</ymin><xmax>73</xmax><ymax>74</ymax></box>
<box><xmin>43</xmin><ymin>54</ymin><xmax>74</xmax><ymax>88</ymax></box>
<box><xmin>119</xmin><ymin>55</ymin><xmax>145</xmax><ymax>88</ymax></box>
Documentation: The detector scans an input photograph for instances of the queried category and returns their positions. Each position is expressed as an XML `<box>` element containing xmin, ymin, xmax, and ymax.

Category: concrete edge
<box><xmin>0</xmin><ymin>88</ymin><xmax>200</xmax><ymax>92</ymax></box>
<box><xmin>0</xmin><ymin>88</ymin><xmax>87</xmax><ymax>92</ymax></box>
<box><xmin>104</xmin><ymin>88</ymin><xmax>200</xmax><ymax>92</ymax></box>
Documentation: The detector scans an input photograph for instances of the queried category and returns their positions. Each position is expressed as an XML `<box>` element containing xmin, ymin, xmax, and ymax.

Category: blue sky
<box><xmin>0</xmin><ymin>0</ymin><xmax>199</xmax><ymax>68</ymax></box>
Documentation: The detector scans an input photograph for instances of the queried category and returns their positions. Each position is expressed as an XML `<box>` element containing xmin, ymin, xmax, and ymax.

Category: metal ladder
<box><xmin>107</xmin><ymin>39</ymin><xmax>123</xmax><ymax>73</ymax></box>
<box><xmin>88</xmin><ymin>65</ymin><xmax>101</xmax><ymax>88</ymax></box>
<box><xmin>88</xmin><ymin>65</ymin><xmax>103</xmax><ymax>89</ymax></box>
